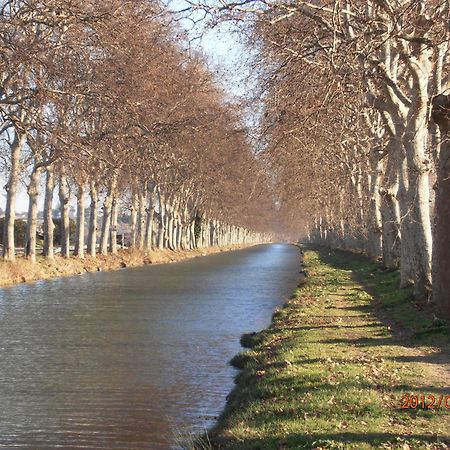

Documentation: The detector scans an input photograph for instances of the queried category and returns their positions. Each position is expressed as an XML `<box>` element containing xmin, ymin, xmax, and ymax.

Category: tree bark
<box><xmin>402</xmin><ymin>85</ymin><xmax>433</xmax><ymax>301</ymax></box>
<box><xmin>43</xmin><ymin>165</ymin><xmax>55</xmax><ymax>259</ymax></box>
<box><xmin>100</xmin><ymin>177</ymin><xmax>117</xmax><ymax>255</ymax></box>
<box><xmin>130</xmin><ymin>192</ymin><xmax>138</xmax><ymax>249</ymax></box>
<box><xmin>74</xmin><ymin>184</ymin><xmax>85</xmax><ymax>258</ymax></box>
<box><xmin>137</xmin><ymin>191</ymin><xmax>146</xmax><ymax>250</ymax></box>
<box><xmin>397</xmin><ymin>153</ymin><xmax>415</xmax><ymax>288</ymax></box>
<box><xmin>145</xmin><ymin>190</ymin><xmax>155</xmax><ymax>251</ymax></box>
<box><xmin>58</xmin><ymin>170</ymin><xmax>70</xmax><ymax>258</ymax></box>
<box><xmin>157</xmin><ymin>191</ymin><xmax>165</xmax><ymax>250</ymax></box>
<box><xmin>109</xmin><ymin>196</ymin><xmax>118</xmax><ymax>254</ymax></box>
<box><xmin>380</xmin><ymin>150</ymin><xmax>401</xmax><ymax>269</ymax></box>
<box><xmin>87</xmin><ymin>181</ymin><xmax>98</xmax><ymax>257</ymax></box>
<box><xmin>2</xmin><ymin>131</ymin><xmax>27</xmax><ymax>261</ymax></box>
<box><xmin>367</xmin><ymin>157</ymin><xmax>383</xmax><ymax>260</ymax></box>
<box><xmin>431</xmin><ymin>94</ymin><xmax>450</xmax><ymax>318</ymax></box>
<box><xmin>25</xmin><ymin>163</ymin><xmax>42</xmax><ymax>262</ymax></box>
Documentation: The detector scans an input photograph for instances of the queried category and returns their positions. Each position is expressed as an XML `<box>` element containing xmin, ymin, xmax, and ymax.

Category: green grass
<box><xmin>315</xmin><ymin>248</ymin><xmax>450</xmax><ymax>344</ymax></box>
<box><xmin>195</xmin><ymin>248</ymin><xmax>450</xmax><ymax>449</ymax></box>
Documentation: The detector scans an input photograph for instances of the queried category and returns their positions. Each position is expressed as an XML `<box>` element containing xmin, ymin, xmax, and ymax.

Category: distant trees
<box><xmin>0</xmin><ymin>0</ymin><xmax>274</xmax><ymax>262</ymax></box>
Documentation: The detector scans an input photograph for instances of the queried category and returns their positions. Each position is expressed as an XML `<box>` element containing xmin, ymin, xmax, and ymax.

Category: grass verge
<box><xmin>199</xmin><ymin>247</ymin><xmax>450</xmax><ymax>449</ymax></box>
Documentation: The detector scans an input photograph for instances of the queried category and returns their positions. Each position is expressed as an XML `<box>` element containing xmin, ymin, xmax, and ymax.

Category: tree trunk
<box><xmin>2</xmin><ymin>131</ymin><xmax>26</xmax><ymax>261</ymax></box>
<box><xmin>130</xmin><ymin>192</ymin><xmax>138</xmax><ymax>249</ymax></box>
<box><xmin>25</xmin><ymin>163</ymin><xmax>42</xmax><ymax>262</ymax></box>
<box><xmin>167</xmin><ymin>205</ymin><xmax>174</xmax><ymax>250</ymax></box>
<box><xmin>100</xmin><ymin>179</ymin><xmax>116</xmax><ymax>255</ymax></box>
<box><xmin>87</xmin><ymin>181</ymin><xmax>98</xmax><ymax>257</ymax></box>
<box><xmin>431</xmin><ymin>94</ymin><xmax>450</xmax><ymax>317</ymax></box>
<box><xmin>145</xmin><ymin>191</ymin><xmax>155</xmax><ymax>251</ymax></box>
<box><xmin>109</xmin><ymin>196</ymin><xmax>118</xmax><ymax>254</ymax></box>
<box><xmin>137</xmin><ymin>191</ymin><xmax>146</xmax><ymax>250</ymax></box>
<box><xmin>402</xmin><ymin>102</ymin><xmax>433</xmax><ymax>301</ymax></box>
<box><xmin>157</xmin><ymin>191</ymin><xmax>165</xmax><ymax>250</ymax></box>
<box><xmin>378</xmin><ymin>143</ymin><xmax>401</xmax><ymax>269</ymax></box>
<box><xmin>58</xmin><ymin>170</ymin><xmax>70</xmax><ymax>258</ymax></box>
<box><xmin>367</xmin><ymin>157</ymin><xmax>383</xmax><ymax>260</ymax></box>
<box><xmin>74</xmin><ymin>184</ymin><xmax>85</xmax><ymax>258</ymax></box>
<box><xmin>397</xmin><ymin>153</ymin><xmax>415</xmax><ymax>287</ymax></box>
<box><xmin>43</xmin><ymin>166</ymin><xmax>55</xmax><ymax>259</ymax></box>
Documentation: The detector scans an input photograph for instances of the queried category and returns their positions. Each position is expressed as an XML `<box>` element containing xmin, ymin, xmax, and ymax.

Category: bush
<box><xmin>0</xmin><ymin>218</ymin><xmax>27</xmax><ymax>247</ymax></box>
<box><xmin>53</xmin><ymin>218</ymin><xmax>76</xmax><ymax>245</ymax></box>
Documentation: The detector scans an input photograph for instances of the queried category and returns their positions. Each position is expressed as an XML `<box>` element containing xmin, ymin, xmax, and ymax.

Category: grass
<box><xmin>196</xmin><ymin>247</ymin><xmax>450</xmax><ymax>449</ymax></box>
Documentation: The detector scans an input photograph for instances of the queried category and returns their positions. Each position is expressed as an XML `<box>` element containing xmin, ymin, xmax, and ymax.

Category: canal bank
<box><xmin>202</xmin><ymin>248</ymin><xmax>450</xmax><ymax>449</ymax></box>
<box><xmin>0</xmin><ymin>244</ymin><xmax>253</xmax><ymax>288</ymax></box>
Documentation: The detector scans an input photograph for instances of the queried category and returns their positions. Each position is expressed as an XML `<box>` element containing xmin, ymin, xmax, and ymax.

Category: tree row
<box><xmin>0</xmin><ymin>0</ymin><xmax>274</xmax><ymax>262</ymax></box>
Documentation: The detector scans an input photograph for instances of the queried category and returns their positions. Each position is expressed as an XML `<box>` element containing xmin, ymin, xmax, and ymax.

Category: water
<box><xmin>0</xmin><ymin>243</ymin><xmax>300</xmax><ymax>449</ymax></box>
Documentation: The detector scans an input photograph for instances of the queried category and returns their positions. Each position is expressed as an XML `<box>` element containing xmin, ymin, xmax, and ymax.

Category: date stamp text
<box><xmin>401</xmin><ymin>393</ymin><xmax>450</xmax><ymax>410</ymax></box>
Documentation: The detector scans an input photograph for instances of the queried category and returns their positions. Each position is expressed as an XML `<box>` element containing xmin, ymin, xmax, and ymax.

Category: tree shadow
<box><xmin>321</xmin><ymin>336</ymin><xmax>394</xmax><ymax>346</ymax></box>
<box><xmin>306</xmin><ymin>245</ymin><xmax>450</xmax><ymax>381</ymax></box>
<box><xmin>209</xmin><ymin>431</ymin><xmax>449</xmax><ymax>449</ymax></box>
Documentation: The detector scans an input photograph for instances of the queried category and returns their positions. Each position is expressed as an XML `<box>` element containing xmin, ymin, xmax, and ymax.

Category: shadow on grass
<box><xmin>305</xmin><ymin>245</ymin><xmax>450</xmax><ymax>376</ymax></box>
<box><xmin>292</xmin><ymin>323</ymin><xmax>381</xmax><ymax>331</ymax></box>
<box><xmin>321</xmin><ymin>336</ymin><xmax>394</xmax><ymax>346</ymax></box>
<box><xmin>197</xmin><ymin>247</ymin><xmax>450</xmax><ymax>450</ymax></box>
<box><xmin>208</xmin><ymin>432</ymin><xmax>449</xmax><ymax>450</ymax></box>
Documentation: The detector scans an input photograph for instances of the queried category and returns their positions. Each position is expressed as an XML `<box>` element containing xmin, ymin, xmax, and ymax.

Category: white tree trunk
<box><xmin>2</xmin><ymin>132</ymin><xmax>26</xmax><ymax>261</ymax></box>
<box><xmin>58</xmin><ymin>170</ymin><xmax>70</xmax><ymax>258</ymax></box>
<box><xmin>367</xmin><ymin>157</ymin><xmax>383</xmax><ymax>259</ymax></box>
<box><xmin>87</xmin><ymin>181</ymin><xmax>98</xmax><ymax>257</ymax></box>
<box><xmin>74</xmin><ymin>184</ymin><xmax>85</xmax><ymax>258</ymax></box>
<box><xmin>401</xmin><ymin>59</ymin><xmax>433</xmax><ymax>300</ymax></box>
<box><xmin>431</xmin><ymin>94</ymin><xmax>450</xmax><ymax>317</ymax></box>
<box><xmin>145</xmin><ymin>190</ymin><xmax>155</xmax><ymax>251</ymax></box>
<box><xmin>43</xmin><ymin>166</ymin><xmax>55</xmax><ymax>259</ymax></box>
<box><xmin>109</xmin><ymin>196</ymin><xmax>118</xmax><ymax>254</ymax></box>
<box><xmin>25</xmin><ymin>164</ymin><xmax>42</xmax><ymax>262</ymax></box>
<box><xmin>157</xmin><ymin>191</ymin><xmax>165</xmax><ymax>250</ymax></box>
<box><xmin>130</xmin><ymin>192</ymin><xmax>138</xmax><ymax>249</ymax></box>
<box><xmin>137</xmin><ymin>191</ymin><xmax>146</xmax><ymax>250</ymax></box>
<box><xmin>100</xmin><ymin>182</ymin><xmax>115</xmax><ymax>255</ymax></box>
<box><xmin>380</xmin><ymin>150</ymin><xmax>401</xmax><ymax>269</ymax></box>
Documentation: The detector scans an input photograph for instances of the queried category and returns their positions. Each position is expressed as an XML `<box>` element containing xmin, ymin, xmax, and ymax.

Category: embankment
<box><xmin>202</xmin><ymin>248</ymin><xmax>450</xmax><ymax>449</ymax></box>
<box><xmin>0</xmin><ymin>245</ymin><xmax>250</xmax><ymax>288</ymax></box>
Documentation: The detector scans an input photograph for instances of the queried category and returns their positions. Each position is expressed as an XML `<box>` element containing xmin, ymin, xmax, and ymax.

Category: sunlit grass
<box><xmin>197</xmin><ymin>249</ymin><xmax>450</xmax><ymax>449</ymax></box>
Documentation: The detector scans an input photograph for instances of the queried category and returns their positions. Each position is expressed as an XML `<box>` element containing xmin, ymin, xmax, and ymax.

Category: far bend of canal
<box><xmin>0</xmin><ymin>244</ymin><xmax>300</xmax><ymax>449</ymax></box>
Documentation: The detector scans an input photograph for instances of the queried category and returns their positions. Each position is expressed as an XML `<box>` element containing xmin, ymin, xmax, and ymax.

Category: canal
<box><xmin>0</xmin><ymin>243</ymin><xmax>300</xmax><ymax>449</ymax></box>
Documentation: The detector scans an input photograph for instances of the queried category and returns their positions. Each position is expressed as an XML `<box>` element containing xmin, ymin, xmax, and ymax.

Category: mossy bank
<box><xmin>199</xmin><ymin>247</ymin><xmax>450</xmax><ymax>449</ymax></box>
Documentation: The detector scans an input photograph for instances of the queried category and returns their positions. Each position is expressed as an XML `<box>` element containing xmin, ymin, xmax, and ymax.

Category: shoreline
<box><xmin>200</xmin><ymin>247</ymin><xmax>450</xmax><ymax>449</ymax></box>
<box><xmin>0</xmin><ymin>244</ymin><xmax>255</xmax><ymax>289</ymax></box>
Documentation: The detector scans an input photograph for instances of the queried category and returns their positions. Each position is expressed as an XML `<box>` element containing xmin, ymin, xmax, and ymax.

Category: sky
<box><xmin>0</xmin><ymin>3</ymin><xmax>253</xmax><ymax>214</ymax></box>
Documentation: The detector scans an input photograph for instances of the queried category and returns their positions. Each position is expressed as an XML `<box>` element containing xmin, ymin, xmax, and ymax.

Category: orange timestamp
<box><xmin>401</xmin><ymin>393</ymin><xmax>450</xmax><ymax>410</ymax></box>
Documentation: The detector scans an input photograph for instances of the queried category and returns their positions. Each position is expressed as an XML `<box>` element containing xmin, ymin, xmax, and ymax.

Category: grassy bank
<box><xmin>0</xmin><ymin>245</ymin><xmax>249</xmax><ymax>288</ymax></box>
<box><xmin>202</xmin><ymin>247</ymin><xmax>450</xmax><ymax>449</ymax></box>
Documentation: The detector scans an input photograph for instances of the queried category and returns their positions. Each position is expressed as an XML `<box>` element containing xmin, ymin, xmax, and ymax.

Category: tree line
<box><xmin>0</xmin><ymin>0</ymin><xmax>274</xmax><ymax>263</ymax></box>
<box><xmin>196</xmin><ymin>0</ymin><xmax>450</xmax><ymax>317</ymax></box>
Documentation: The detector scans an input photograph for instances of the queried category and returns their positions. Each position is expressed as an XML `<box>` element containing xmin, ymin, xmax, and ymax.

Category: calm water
<box><xmin>0</xmin><ymin>244</ymin><xmax>300</xmax><ymax>449</ymax></box>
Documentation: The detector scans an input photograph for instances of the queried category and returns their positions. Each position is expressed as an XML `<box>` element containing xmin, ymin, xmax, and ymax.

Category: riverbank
<box><xmin>0</xmin><ymin>245</ymin><xmax>252</xmax><ymax>288</ymax></box>
<box><xmin>202</xmin><ymin>247</ymin><xmax>450</xmax><ymax>449</ymax></box>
